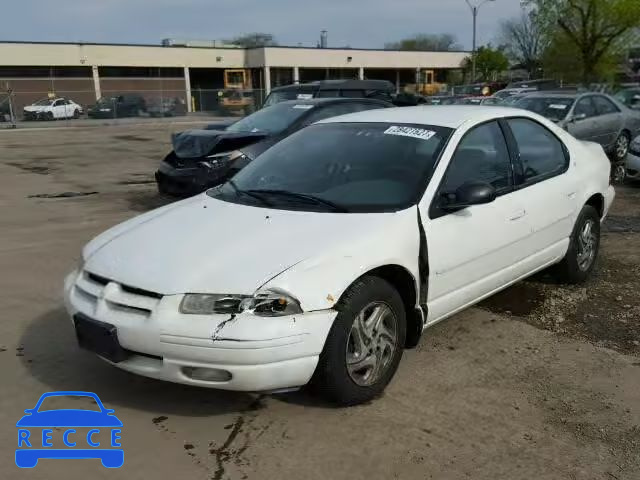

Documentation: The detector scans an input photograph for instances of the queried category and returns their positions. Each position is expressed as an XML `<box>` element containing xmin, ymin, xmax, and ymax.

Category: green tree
<box><xmin>542</xmin><ymin>31</ymin><xmax>621</xmax><ymax>84</ymax></box>
<box><xmin>385</xmin><ymin>34</ymin><xmax>462</xmax><ymax>52</ymax></box>
<box><xmin>462</xmin><ymin>45</ymin><xmax>509</xmax><ymax>82</ymax></box>
<box><xmin>526</xmin><ymin>0</ymin><xmax>640</xmax><ymax>82</ymax></box>
<box><xmin>227</xmin><ymin>33</ymin><xmax>278</xmax><ymax>48</ymax></box>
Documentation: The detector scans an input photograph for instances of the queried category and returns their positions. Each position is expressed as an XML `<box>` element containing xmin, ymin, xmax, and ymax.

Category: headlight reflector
<box><xmin>180</xmin><ymin>294</ymin><xmax>250</xmax><ymax>315</ymax></box>
<box><xmin>180</xmin><ymin>290</ymin><xmax>302</xmax><ymax>317</ymax></box>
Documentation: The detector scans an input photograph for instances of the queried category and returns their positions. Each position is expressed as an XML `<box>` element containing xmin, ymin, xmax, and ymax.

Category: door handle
<box><xmin>509</xmin><ymin>209</ymin><xmax>526</xmax><ymax>221</ymax></box>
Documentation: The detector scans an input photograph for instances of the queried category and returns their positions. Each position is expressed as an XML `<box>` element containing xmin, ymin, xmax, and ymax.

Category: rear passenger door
<box><xmin>592</xmin><ymin>95</ymin><xmax>623</xmax><ymax>149</ymax></box>
<box><xmin>567</xmin><ymin>96</ymin><xmax>599</xmax><ymax>142</ymax></box>
<box><xmin>505</xmin><ymin>117</ymin><xmax>575</xmax><ymax>262</ymax></box>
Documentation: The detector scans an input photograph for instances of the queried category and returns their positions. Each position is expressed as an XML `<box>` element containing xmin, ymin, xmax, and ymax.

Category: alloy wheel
<box><xmin>576</xmin><ymin>219</ymin><xmax>597</xmax><ymax>271</ymax></box>
<box><xmin>346</xmin><ymin>302</ymin><xmax>398</xmax><ymax>387</ymax></box>
<box><xmin>616</xmin><ymin>134</ymin><xmax>630</xmax><ymax>161</ymax></box>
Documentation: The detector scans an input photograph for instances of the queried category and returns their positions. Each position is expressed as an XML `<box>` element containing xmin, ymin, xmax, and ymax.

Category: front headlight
<box><xmin>202</xmin><ymin>150</ymin><xmax>245</xmax><ymax>168</ymax></box>
<box><xmin>630</xmin><ymin>137</ymin><xmax>640</xmax><ymax>152</ymax></box>
<box><xmin>180</xmin><ymin>290</ymin><xmax>302</xmax><ymax>317</ymax></box>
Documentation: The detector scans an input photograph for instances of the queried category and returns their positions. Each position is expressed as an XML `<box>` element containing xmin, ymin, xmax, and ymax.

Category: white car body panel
<box><xmin>65</xmin><ymin>106</ymin><xmax>614</xmax><ymax>392</ymax></box>
<box><xmin>24</xmin><ymin>98</ymin><xmax>81</xmax><ymax>119</ymax></box>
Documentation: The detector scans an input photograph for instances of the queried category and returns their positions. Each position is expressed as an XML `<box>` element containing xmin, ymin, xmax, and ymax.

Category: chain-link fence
<box><xmin>1</xmin><ymin>76</ymin><xmax>267</xmax><ymax>123</ymax></box>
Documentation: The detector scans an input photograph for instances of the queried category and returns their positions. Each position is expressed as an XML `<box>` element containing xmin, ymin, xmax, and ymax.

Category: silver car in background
<box><xmin>515</xmin><ymin>93</ymin><xmax>640</xmax><ymax>170</ymax></box>
<box><xmin>626</xmin><ymin>136</ymin><xmax>640</xmax><ymax>181</ymax></box>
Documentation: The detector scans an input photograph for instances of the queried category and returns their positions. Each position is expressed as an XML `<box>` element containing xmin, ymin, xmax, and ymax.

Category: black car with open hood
<box><xmin>155</xmin><ymin>98</ymin><xmax>391</xmax><ymax>196</ymax></box>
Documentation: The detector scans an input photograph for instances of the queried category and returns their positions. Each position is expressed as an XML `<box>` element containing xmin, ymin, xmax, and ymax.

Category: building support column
<box><xmin>91</xmin><ymin>66</ymin><xmax>101</xmax><ymax>100</ymax></box>
<box><xmin>396</xmin><ymin>70</ymin><xmax>401</xmax><ymax>93</ymax></box>
<box><xmin>358</xmin><ymin>67</ymin><xmax>364</xmax><ymax>80</ymax></box>
<box><xmin>415</xmin><ymin>67</ymin><xmax>421</xmax><ymax>94</ymax></box>
<box><xmin>293</xmin><ymin>66</ymin><xmax>300</xmax><ymax>84</ymax></box>
<box><xmin>264</xmin><ymin>66</ymin><xmax>271</xmax><ymax>95</ymax></box>
<box><xmin>184</xmin><ymin>67</ymin><xmax>192</xmax><ymax>113</ymax></box>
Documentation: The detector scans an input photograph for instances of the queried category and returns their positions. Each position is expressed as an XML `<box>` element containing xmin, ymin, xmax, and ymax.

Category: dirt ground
<box><xmin>0</xmin><ymin>124</ymin><xmax>638</xmax><ymax>480</ymax></box>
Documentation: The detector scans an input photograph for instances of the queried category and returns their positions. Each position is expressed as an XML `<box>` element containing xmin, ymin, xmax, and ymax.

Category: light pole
<box><xmin>465</xmin><ymin>0</ymin><xmax>496</xmax><ymax>83</ymax></box>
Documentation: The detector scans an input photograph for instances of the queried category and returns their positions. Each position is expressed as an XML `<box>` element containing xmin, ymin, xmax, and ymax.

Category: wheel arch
<box><xmin>585</xmin><ymin>192</ymin><xmax>605</xmax><ymax>219</ymax></box>
<box><xmin>339</xmin><ymin>264</ymin><xmax>423</xmax><ymax>349</ymax></box>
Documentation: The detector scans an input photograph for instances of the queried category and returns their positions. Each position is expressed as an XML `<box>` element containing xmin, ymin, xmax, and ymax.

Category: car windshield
<box><xmin>263</xmin><ymin>88</ymin><xmax>315</xmax><ymax>107</ymax></box>
<box><xmin>515</xmin><ymin>97</ymin><xmax>575</xmax><ymax>121</ymax></box>
<box><xmin>208</xmin><ymin>122</ymin><xmax>452</xmax><ymax>213</ymax></box>
<box><xmin>225</xmin><ymin>102</ymin><xmax>313</xmax><ymax>134</ymax></box>
<box><xmin>33</xmin><ymin>99</ymin><xmax>54</xmax><ymax>106</ymax></box>
<box><xmin>96</xmin><ymin>97</ymin><xmax>117</xmax><ymax>106</ymax></box>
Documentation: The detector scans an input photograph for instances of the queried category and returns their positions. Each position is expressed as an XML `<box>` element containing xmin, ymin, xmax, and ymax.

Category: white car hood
<box><xmin>24</xmin><ymin>105</ymin><xmax>49</xmax><ymax>112</ymax></box>
<box><xmin>84</xmin><ymin>194</ymin><xmax>404</xmax><ymax>296</ymax></box>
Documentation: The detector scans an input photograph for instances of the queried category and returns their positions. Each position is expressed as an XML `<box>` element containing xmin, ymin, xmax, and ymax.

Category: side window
<box><xmin>440</xmin><ymin>121</ymin><xmax>512</xmax><ymax>194</ymax></box>
<box><xmin>574</xmin><ymin>97</ymin><xmax>597</xmax><ymax>118</ymax></box>
<box><xmin>53</xmin><ymin>100</ymin><xmax>63</xmax><ymax>107</ymax></box>
<box><xmin>316</xmin><ymin>90</ymin><xmax>340</xmax><ymax>98</ymax></box>
<box><xmin>302</xmin><ymin>103</ymin><xmax>368</xmax><ymax>125</ymax></box>
<box><xmin>507</xmin><ymin>118</ymin><xmax>568</xmax><ymax>183</ymax></box>
<box><xmin>593</xmin><ymin>96</ymin><xmax>620</xmax><ymax>115</ymax></box>
<box><xmin>341</xmin><ymin>90</ymin><xmax>365</xmax><ymax>98</ymax></box>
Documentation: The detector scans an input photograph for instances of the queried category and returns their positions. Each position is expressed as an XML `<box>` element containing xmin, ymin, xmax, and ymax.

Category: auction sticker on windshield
<box><xmin>384</xmin><ymin>126</ymin><xmax>436</xmax><ymax>140</ymax></box>
<box><xmin>292</xmin><ymin>105</ymin><xmax>314</xmax><ymax>109</ymax></box>
<box><xmin>549</xmin><ymin>104</ymin><xmax>568</xmax><ymax>110</ymax></box>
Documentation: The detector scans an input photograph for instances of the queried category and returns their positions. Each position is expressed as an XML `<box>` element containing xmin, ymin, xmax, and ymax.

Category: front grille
<box><xmin>74</xmin><ymin>270</ymin><xmax>163</xmax><ymax>318</ymax></box>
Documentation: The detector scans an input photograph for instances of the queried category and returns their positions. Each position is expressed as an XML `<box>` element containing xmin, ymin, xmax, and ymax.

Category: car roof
<box><xmin>274</xmin><ymin>98</ymin><xmax>390</xmax><ymax>107</ymax></box>
<box><xmin>522</xmin><ymin>92</ymin><xmax>579</xmax><ymax>99</ymax></box>
<box><xmin>319</xmin><ymin>105</ymin><xmax>531</xmax><ymax>129</ymax></box>
<box><xmin>271</xmin><ymin>79</ymin><xmax>395</xmax><ymax>92</ymax></box>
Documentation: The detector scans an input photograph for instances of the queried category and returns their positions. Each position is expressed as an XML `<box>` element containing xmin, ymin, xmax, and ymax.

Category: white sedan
<box><xmin>64</xmin><ymin>106</ymin><xmax>614</xmax><ymax>405</ymax></box>
<box><xmin>23</xmin><ymin>97</ymin><xmax>83</xmax><ymax>120</ymax></box>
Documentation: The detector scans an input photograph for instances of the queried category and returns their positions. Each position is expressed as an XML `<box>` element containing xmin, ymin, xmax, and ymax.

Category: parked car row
<box><xmin>20</xmin><ymin>94</ymin><xmax>186</xmax><ymax>120</ymax></box>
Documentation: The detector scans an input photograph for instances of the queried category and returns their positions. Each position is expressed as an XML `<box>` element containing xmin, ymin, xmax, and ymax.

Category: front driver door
<box><xmin>422</xmin><ymin>120</ymin><xmax>530</xmax><ymax>324</ymax></box>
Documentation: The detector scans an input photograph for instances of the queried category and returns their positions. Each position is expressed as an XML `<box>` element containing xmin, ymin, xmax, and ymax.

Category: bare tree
<box><xmin>500</xmin><ymin>12</ymin><xmax>547</xmax><ymax>77</ymax></box>
<box><xmin>385</xmin><ymin>34</ymin><xmax>462</xmax><ymax>52</ymax></box>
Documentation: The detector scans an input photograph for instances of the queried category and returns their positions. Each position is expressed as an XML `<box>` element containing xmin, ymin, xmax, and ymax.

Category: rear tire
<box><xmin>312</xmin><ymin>276</ymin><xmax>406</xmax><ymax>406</ymax></box>
<box><xmin>553</xmin><ymin>205</ymin><xmax>600</xmax><ymax>284</ymax></box>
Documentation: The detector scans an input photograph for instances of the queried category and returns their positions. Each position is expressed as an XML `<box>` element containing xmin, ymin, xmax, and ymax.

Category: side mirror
<box><xmin>441</xmin><ymin>181</ymin><xmax>496</xmax><ymax>212</ymax></box>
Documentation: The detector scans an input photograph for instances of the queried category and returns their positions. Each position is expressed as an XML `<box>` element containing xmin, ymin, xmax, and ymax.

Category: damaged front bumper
<box><xmin>64</xmin><ymin>270</ymin><xmax>337</xmax><ymax>391</ymax></box>
<box><xmin>155</xmin><ymin>159</ymin><xmax>229</xmax><ymax>197</ymax></box>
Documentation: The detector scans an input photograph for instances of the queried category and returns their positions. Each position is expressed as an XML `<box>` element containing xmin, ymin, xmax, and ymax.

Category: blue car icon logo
<box><xmin>16</xmin><ymin>391</ymin><xmax>123</xmax><ymax>468</ymax></box>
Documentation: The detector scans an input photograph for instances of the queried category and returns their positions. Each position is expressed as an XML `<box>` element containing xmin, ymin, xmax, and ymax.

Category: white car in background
<box><xmin>64</xmin><ymin>106</ymin><xmax>614</xmax><ymax>406</ymax></box>
<box><xmin>23</xmin><ymin>97</ymin><xmax>83</xmax><ymax>120</ymax></box>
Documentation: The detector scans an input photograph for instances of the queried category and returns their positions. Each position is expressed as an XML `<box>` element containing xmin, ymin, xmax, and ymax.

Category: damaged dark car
<box><xmin>155</xmin><ymin>97</ymin><xmax>392</xmax><ymax>196</ymax></box>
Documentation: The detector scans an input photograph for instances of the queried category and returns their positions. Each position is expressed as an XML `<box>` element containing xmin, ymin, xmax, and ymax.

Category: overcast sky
<box><xmin>4</xmin><ymin>0</ymin><xmax>524</xmax><ymax>49</ymax></box>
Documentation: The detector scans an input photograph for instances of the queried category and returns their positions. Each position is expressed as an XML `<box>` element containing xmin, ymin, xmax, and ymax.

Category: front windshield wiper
<box><xmin>227</xmin><ymin>180</ymin><xmax>273</xmax><ymax>206</ymax></box>
<box><xmin>246</xmin><ymin>189</ymin><xmax>349</xmax><ymax>213</ymax></box>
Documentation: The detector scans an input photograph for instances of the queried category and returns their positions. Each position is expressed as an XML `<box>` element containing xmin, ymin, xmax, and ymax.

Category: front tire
<box><xmin>553</xmin><ymin>205</ymin><xmax>600</xmax><ymax>284</ymax></box>
<box><xmin>312</xmin><ymin>276</ymin><xmax>406</xmax><ymax>406</ymax></box>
